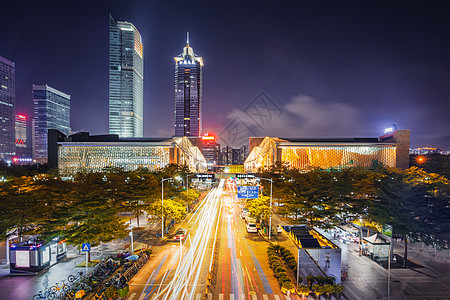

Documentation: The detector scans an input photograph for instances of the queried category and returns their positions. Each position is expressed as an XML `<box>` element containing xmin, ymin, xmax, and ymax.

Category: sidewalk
<box><xmin>321</xmin><ymin>223</ymin><xmax>450</xmax><ymax>299</ymax></box>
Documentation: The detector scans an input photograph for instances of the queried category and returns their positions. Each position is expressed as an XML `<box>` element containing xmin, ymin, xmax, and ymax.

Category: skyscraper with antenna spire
<box><xmin>174</xmin><ymin>32</ymin><xmax>203</xmax><ymax>137</ymax></box>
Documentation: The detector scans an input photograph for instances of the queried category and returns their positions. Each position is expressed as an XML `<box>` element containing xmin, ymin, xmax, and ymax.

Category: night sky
<box><xmin>2</xmin><ymin>1</ymin><xmax>450</xmax><ymax>148</ymax></box>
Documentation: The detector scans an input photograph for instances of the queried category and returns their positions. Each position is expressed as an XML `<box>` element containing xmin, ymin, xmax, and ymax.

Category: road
<box><xmin>127</xmin><ymin>180</ymin><xmax>286</xmax><ymax>300</ymax></box>
<box><xmin>126</xmin><ymin>180</ymin><xmax>224</xmax><ymax>300</ymax></box>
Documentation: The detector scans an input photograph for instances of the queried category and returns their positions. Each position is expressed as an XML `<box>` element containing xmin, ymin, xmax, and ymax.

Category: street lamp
<box><xmin>161</xmin><ymin>177</ymin><xmax>174</xmax><ymax>239</ymax></box>
<box><xmin>185</xmin><ymin>174</ymin><xmax>196</xmax><ymax>212</ymax></box>
<box><xmin>359</xmin><ymin>217</ymin><xmax>363</xmax><ymax>255</ymax></box>
<box><xmin>186</xmin><ymin>173</ymin><xmax>196</xmax><ymax>193</ymax></box>
<box><xmin>259</xmin><ymin>177</ymin><xmax>273</xmax><ymax>239</ymax></box>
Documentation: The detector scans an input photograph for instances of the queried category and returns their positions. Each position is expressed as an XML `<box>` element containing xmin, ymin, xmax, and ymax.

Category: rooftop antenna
<box><xmin>186</xmin><ymin>31</ymin><xmax>189</xmax><ymax>46</ymax></box>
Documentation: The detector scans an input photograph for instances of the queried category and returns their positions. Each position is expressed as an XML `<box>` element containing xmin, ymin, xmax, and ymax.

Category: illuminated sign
<box><xmin>236</xmin><ymin>174</ymin><xmax>255</xmax><ymax>179</ymax></box>
<box><xmin>18</xmin><ymin>115</ymin><xmax>26</xmax><ymax>119</ymax></box>
<box><xmin>384</xmin><ymin>123</ymin><xmax>397</xmax><ymax>134</ymax></box>
<box><xmin>15</xmin><ymin>139</ymin><xmax>25</xmax><ymax>145</ymax></box>
<box><xmin>196</xmin><ymin>174</ymin><xmax>214</xmax><ymax>178</ymax></box>
<box><xmin>237</xmin><ymin>186</ymin><xmax>259</xmax><ymax>199</ymax></box>
<box><xmin>202</xmin><ymin>136</ymin><xmax>215</xmax><ymax>141</ymax></box>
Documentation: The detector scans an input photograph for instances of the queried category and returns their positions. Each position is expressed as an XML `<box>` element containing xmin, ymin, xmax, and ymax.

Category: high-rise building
<box><xmin>109</xmin><ymin>14</ymin><xmax>144</xmax><ymax>137</ymax></box>
<box><xmin>33</xmin><ymin>85</ymin><xmax>70</xmax><ymax>163</ymax></box>
<box><xmin>0</xmin><ymin>56</ymin><xmax>15</xmax><ymax>160</ymax></box>
<box><xmin>202</xmin><ymin>134</ymin><xmax>220</xmax><ymax>166</ymax></box>
<box><xmin>15</xmin><ymin>114</ymin><xmax>26</xmax><ymax>147</ymax></box>
<box><xmin>174</xmin><ymin>33</ymin><xmax>203</xmax><ymax>137</ymax></box>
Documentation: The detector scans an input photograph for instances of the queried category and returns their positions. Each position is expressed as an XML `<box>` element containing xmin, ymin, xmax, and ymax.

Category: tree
<box><xmin>64</xmin><ymin>172</ymin><xmax>129</xmax><ymax>247</ymax></box>
<box><xmin>246</xmin><ymin>196</ymin><xmax>270</xmax><ymax>224</ymax></box>
<box><xmin>145</xmin><ymin>198</ymin><xmax>186</xmax><ymax>230</ymax></box>
<box><xmin>369</xmin><ymin>167</ymin><xmax>450</xmax><ymax>266</ymax></box>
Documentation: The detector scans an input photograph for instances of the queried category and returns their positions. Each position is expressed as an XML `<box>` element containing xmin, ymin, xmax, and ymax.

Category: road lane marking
<box><xmin>251</xmin><ymin>294</ymin><xmax>257</xmax><ymax>300</ymax></box>
<box><xmin>230</xmin><ymin>294</ymin><xmax>235</xmax><ymax>300</ymax></box>
<box><xmin>208</xmin><ymin>294</ymin><xmax>212</xmax><ymax>300</ymax></box>
<box><xmin>243</xmin><ymin>241</ymin><xmax>273</xmax><ymax>294</ymax></box>
<box><xmin>195</xmin><ymin>293</ymin><xmax>202</xmax><ymax>300</ymax></box>
<box><xmin>127</xmin><ymin>293</ymin><xmax>136</xmax><ymax>300</ymax></box>
<box><xmin>240</xmin><ymin>294</ymin><xmax>245</xmax><ymax>300</ymax></box>
<box><xmin>138</xmin><ymin>293</ymin><xmax>146</xmax><ymax>300</ymax></box>
<box><xmin>263</xmin><ymin>295</ymin><xmax>269</xmax><ymax>300</ymax></box>
<box><xmin>219</xmin><ymin>294</ymin><xmax>224</xmax><ymax>300</ymax></box>
<box><xmin>240</xmin><ymin>250</ymin><xmax>242</xmax><ymax>256</ymax></box>
<box><xmin>274</xmin><ymin>295</ymin><xmax>280</xmax><ymax>300</ymax></box>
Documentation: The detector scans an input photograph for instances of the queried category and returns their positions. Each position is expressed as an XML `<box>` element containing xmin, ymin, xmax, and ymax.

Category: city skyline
<box><xmin>1</xmin><ymin>1</ymin><xmax>450</xmax><ymax>149</ymax></box>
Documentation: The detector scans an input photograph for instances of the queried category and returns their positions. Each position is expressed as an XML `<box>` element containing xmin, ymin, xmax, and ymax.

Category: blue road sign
<box><xmin>237</xmin><ymin>186</ymin><xmax>259</xmax><ymax>199</ymax></box>
<box><xmin>81</xmin><ymin>243</ymin><xmax>91</xmax><ymax>252</ymax></box>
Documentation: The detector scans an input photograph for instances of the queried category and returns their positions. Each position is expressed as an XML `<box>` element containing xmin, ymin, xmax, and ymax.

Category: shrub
<box><xmin>282</xmin><ymin>281</ymin><xmax>293</xmax><ymax>290</ymax></box>
<box><xmin>274</xmin><ymin>265</ymin><xmax>284</xmax><ymax>273</ymax></box>
<box><xmin>306</xmin><ymin>275</ymin><xmax>315</xmax><ymax>287</ymax></box>
<box><xmin>272</xmin><ymin>244</ymin><xmax>281</xmax><ymax>251</ymax></box>
<box><xmin>270</xmin><ymin>261</ymin><xmax>281</xmax><ymax>270</ymax></box>
<box><xmin>315</xmin><ymin>275</ymin><xmax>326</xmax><ymax>286</ymax></box>
<box><xmin>325</xmin><ymin>276</ymin><xmax>336</xmax><ymax>285</ymax></box>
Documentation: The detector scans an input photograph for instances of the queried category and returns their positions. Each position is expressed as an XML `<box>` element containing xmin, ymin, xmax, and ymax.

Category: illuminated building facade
<box><xmin>48</xmin><ymin>130</ymin><xmax>207</xmax><ymax>175</ymax></box>
<box><xmin>109</xmin><ymin>14</ymin><xmax>144</xmax><ymax>137</ymax></box>
<box><xmin>174</xmin><ymin>33</ymin><xmax>203</xmax><ymax>137</ymax></box>
<box><xmin>33</xmin><ymin>85</ymin><xmax>71</xmax><ymax>163</ymax></box>
<box><xmin>14</xmin><ymin>114</ymin><xmax>31</xmax><ymax>159</ymax></box>
<box><xmin>201</xmin><ymin>134</ymin><xmax>220</xmax><ymax>166</ymax></box>
<box><xmin>0</xmin><ymin>56</ymin><xmax>15</xmax><ymax>160</ymax></box>
<box><xmin>245</xmin><ymin>130</ymin><xmax>410</xmax><ymax>172</ymax></box>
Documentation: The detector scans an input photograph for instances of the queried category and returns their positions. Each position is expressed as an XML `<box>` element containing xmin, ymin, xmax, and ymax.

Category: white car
<box><xmin>277</xmin><ymin>225</ymin><xmax>283</xmax><ymax>233</ymax></box>
<box><xmin>246</xmin><ymin>223</ymin><xmax>257</xmax><ymax>233</ymax></box>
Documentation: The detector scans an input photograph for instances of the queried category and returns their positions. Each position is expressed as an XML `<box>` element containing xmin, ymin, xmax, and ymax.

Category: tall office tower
<box><xmin>0</xmin><ymin>56</ymin><xmax>15</xmax><ymax>160</ymax></box>
<box><xmin>33</xmin><ymin>85</ymin><xmax>70</xmax><ymax>163</ymax></box>
<box><xmin>109</xmin><ymin>14</ymin><xmax>144</xmax><ymax>137</ymax></box>
<box><xmin>15</xmin><ymin>114</ymin><xmax>27</xmax><ymax>156</ymax></box>
<box><xmin>174</xmin><ymin>33</ymin><xmax>203</xmax><ymax>137</ymax></box>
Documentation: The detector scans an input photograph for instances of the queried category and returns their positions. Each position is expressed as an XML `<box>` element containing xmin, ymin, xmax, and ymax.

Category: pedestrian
<box><xmin>326</xmin><ymin>256</ymin><xmax>330</xmax><ymax>268</ymax></box>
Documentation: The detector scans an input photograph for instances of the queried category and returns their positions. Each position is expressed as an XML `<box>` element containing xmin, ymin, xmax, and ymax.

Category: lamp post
<box><xmin>185</xmin><ymin>174</ymin><xmax>196</xmax><ymax>212</ymax></box>
<box><xmin>259</xmin><ymin>177</ymin><xmax>273</xmax><ymax>239</ymax></box>
<box><xmin>359</xmin><ymin>217</ymin><xmax>363</xmax><ymax>255</ymax></box>
<box><xmin>161</xmin><ymin>178</ymin><xmax>174</xmax><ymax>239</ymax></box>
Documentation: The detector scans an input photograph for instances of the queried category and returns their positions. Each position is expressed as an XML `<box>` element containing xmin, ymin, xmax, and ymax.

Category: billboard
<box><xmin>237</xmin><ymin>186</ymin><xmax>259</xmax><ymax>199</ymax></box>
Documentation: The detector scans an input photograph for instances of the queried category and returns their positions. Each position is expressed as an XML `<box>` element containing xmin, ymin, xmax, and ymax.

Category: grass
<box><xmin>76</xmin><ymin>260</ymin><xmax>100</xmax><ymax>267</ymax></box>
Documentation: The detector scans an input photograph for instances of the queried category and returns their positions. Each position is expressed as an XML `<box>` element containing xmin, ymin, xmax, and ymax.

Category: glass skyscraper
<box><xmin>0</xmin><ymin>56</ymin><xmax>15</xmax><ymax>160</ymax></box>
<box><xmin>33</xmin><ymin>85</ymin><xmax>70</xmax><ymax>163</ymax></box>
<box><xmin>109</xmin><ymin>14</ymin><xmax>144</xmax><ymax>137</ymax></box>
<box><xmin>174</xmin><ymin>33</ymin><xmax>203</xmax><ymax>137</ymax></box>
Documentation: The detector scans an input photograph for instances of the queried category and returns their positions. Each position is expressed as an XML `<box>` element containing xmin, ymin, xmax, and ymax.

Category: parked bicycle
<box><xmin>50</xmin><ymin>280</ymin><xmax>69</xmax><ymax>293</ymax></box>
<box><xmin>32</xmin><ymin>288</ymin><xmax>56</xmax><ymax>300</ymax></box>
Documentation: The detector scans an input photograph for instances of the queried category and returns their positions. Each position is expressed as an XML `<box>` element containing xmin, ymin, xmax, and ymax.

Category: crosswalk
<box><xmin>126</xmin><ymin>293</ymin><xmax>303</xmax><ymax>300</ymax></box>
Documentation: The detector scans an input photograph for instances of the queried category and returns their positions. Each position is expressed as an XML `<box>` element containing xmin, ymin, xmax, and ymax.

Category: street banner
<box><xmin>237</xmin><ymin>186</ymin><xmax>259</xmax><ymax>199</ymax></box>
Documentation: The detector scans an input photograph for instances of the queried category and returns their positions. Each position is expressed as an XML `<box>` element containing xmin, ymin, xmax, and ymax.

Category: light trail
<box><xmin>152</xmin><ymin>179</ymin><xmax>225</xmax><ymax>300</ymax></box>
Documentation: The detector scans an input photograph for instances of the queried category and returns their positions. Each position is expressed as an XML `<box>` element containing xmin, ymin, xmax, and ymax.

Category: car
<box><xmin>277</xmin><ymin>225</ymin><xmax>283</xmax><ymax>233</ymax></box>
<box><xmin>173</xmin><ymin>228</ymin><xmax>187</xmax><ymax>241</ymax></box>
<box><xmin>246</xmin><ymin>223</ymin><xmax>257</xmax><ymax>233</ymax></box>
